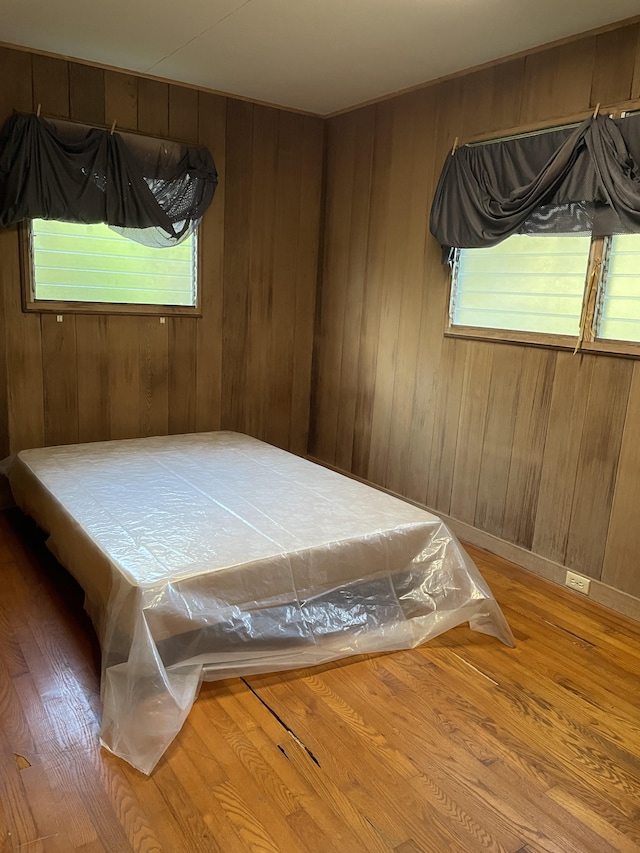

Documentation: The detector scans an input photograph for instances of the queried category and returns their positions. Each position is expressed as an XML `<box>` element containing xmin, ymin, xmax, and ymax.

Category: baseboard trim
<box><xmin>306</xmin><ymin>455</ymin><xmax>640</xmax><ymax>624</ymax></box>
<box><xmin>433</xmin><ymin>512</ymin><xmax>640</xmax><ymax>623</ymax></box>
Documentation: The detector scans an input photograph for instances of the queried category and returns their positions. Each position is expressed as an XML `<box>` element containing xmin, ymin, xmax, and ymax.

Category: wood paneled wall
<box><xmin>311</xmin><ymin>22</ymin><xmax>640</xmax><ymax>602</ymax></box>
<box><xmin>0</xmin><ymin>48</ymin><xmax>324</xmax><ymax>460</ymax></box>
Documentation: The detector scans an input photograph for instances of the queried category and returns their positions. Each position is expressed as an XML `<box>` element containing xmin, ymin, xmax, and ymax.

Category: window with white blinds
<box><xmin>452</xmin><ymin>234</ymin><xmax>591</xmax><ymax>336</ymax></box>
<box><xmin>30</xmin><ymin>219</ymin><xmax>196</xmax><ymax>308</ymax></box>
<box><xmin>597</xmin><ymin>233</ymin><xmax>640</xmax><ymax>343</ymax></box>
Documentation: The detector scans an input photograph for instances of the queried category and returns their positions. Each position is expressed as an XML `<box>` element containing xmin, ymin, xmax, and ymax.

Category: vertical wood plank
<box><xmin>386</xmin><ymin>90</ymin><xmax>436</xmax><ymax>496</ymax></box>
<box><xmin>309</xmin><ymin>111</ymin><xmax>356</xmax><ymax>463</ymax></box>
<box><xmin>333</xmin><ymin>110</ymin><xmax>375</xmax><ymax>471</ymax></box>
<box><xmin>33</xmin><ymin>56</ymin><xmax>77</xmax><ymax>448</ymax></box>
<box><xmin>448</xmin><ymin>342</ymin><xmax>494</xmax><ymax>525</ymax></box>
<box><xmin>519</xmin><ymin>39</ymin><xmax>597</xmax><ymax>124</ymax></box>
<box><xmin>590</xmin><ymin>24</ymin><xmax>639</xmax><ymax>107</ymax></box>
<box><xmin>632</xmin><ymin>26</ymin><xmax>640</xmax><ymax>100</ymax></box>
<box><xmin>601</xmin><ymin>361</ymin><xmax>640</xmax><ymax>598</ymax></box>
<box><xmin>501</xmin><ymin>348</ymin><xmax>556</xmax><ymax>549</ymax></box>
<box><xmin>137</xmin><ymin>79</ymin><xmax>169</xmax><ymax>137</ymax></box>
<box><xmin>108</xmin><ymin>316</ymin><xmax>141</xmax><ymax>440</ymax></box>
<box><xmin>102</xmin><ymin>70</ymin><xmax>143</xmax><ymax>443</ymax></box>
<box><xmin>0</xmin><ymin>226</ymin><xmax>45</xmax><ymax>453</ymax></box>
<box><xmin>104</xmin><ymin>71</ymin><xmax>137</xmax><ymax>131</ymax></box>
<box><xmin>245</xmin><ymin>105</ymin><xmax>279</xmax><ymax>441</ymax></box>
<box><xmin>167</xmin><ymin>316</ymin><xmax>197</xmax><ymax>436</ymax></box>
<box><xmin>289</xmin><ymin>115</ymin><xmax>324</xmax><ymax>456</ymax></box>
<box><xmin>0</xmin><ymin>50</ymin><xmax>32</xmax><ymax>455</ymax></box>
<box><xmin>76</xmin><ymin>317</ymin><xmax>110</xmax><ymax>443</ymax></box>
<box><xmin>350</xmin><ymin>105</ymin><xmax>393</xmax><ymax>480</ymax></box>
<box><xmin>0</xmin><ymin>250</ymin><xmax>7</xmax><ymax>458</ymax></box>
<box><xmin>169</xmin><ymin>85</ymin><xmax>199</xmax><ymax>141</ymax></box>
<box><xmin>31</xmin><ymin>55</ymin><xmax>69</xmax><ymax>117</ymax></box>
<box><xmin>426</xmin><ymin>338</ymin><xmax>467</xmax><ymax>514</ymax></box>
<box><xmin>565</xmin><ymin>357</ymin><xmax>633</xmax><ymax>579</ymax></box>
<box><xmin>0</xmin><ymin>49</ymin><xmax>44</xmax><ymax>453</ymax></box>
<box><xmin>488</xmin><ymin>59</ymin><xmax>527</xmax><ymax>132</ymax></box>
<box><xmin>400</xmin><ymin>252</ymin><xmax>441</xmax><ymax>505</ymax></box>
<box><xmin>0</xmin><ymin>46</ymin><xmax>32</xmax><ymax>124</ymax></box>
<box><xmin>167</xmin><ymin>86</ymin><xmax>199</xmax><ymax>436</ymax></box>
<box><xmin>460</xmin><ymin>59</ymin><xmax>525</xmax><ymax>139</ymax></box>
<box><xmin>367</xmin><ymin>98</ymin><xmax>416</xmax><ymax>487</ymax></box>
<box><xmin>71</xmin><ymin>60</ymin><xmax>109</xmax><ymax>444</ymax></box>
<box><xmin>195</xmin><ymin>92</ymin><xmax>227</xmax><ymax>434</ymax></box>
<box><xmin>474</xmin><ymin>345</ymin><xmax>524</xmax><ymax>536</ymax></box>
<box><xmin>119</xmin><ymin>76</ymin><xmax>170</xmax><ymax>440</ymax></box>
<box><xmin>69</xmin><ymin>64</ymin><xmax>105</xmax><ymax>126</ymax></box>
<box><xmin>139</xmin><ymin>318</ymin><xmax>168</xmax><ymax>437</ymax></box>
<box><xmin>222</xmin><ymin>100</ymin><xmax>253</xmax><ymax>435</ymax></box>
<box><xmin>532</xmin><ymin>353</ymin><xmax>594</xmax><ymax>564</ymax></box>
<box><xmin>267</xmin><ymin>109</ymin><xmax>303</xmax><ymax>449</ymax></box>
<box><xmin>41</xmin><ymin>316</ymin><xmax>79</xmax><ymax>446</ymax></box>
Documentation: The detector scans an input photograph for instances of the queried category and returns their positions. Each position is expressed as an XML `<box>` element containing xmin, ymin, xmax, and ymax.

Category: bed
<box><xmin>8</xmin><ymin>431</ymin><xmax>513</xmax><ymax>773</ymax></box>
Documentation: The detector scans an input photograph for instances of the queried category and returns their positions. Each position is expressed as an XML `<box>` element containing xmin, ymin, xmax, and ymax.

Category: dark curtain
<box><xmin>430</xmin><ymin>113</ymin><xmax>640</xmax><ymax>261</ymax></box>
<box><xmin>0</xmin><ymin>112</ymin><xmax>218</xmax><ymax>242</ymax></box>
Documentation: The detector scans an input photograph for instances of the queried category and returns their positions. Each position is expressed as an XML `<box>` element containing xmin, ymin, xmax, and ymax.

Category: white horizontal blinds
<box><xmin>598</xmin><ymin>234</ymin><xmax>640</xmax><ymax>342</ymax></box>
<box><xmin>32</xmin><ymin>219</ymin><xmax>195</xmax><ymax>306</ymax></box>
<box><xmin>453</xmin><ymin>234</ymin><xmax>591</xmax><ymax>335</ymax></box>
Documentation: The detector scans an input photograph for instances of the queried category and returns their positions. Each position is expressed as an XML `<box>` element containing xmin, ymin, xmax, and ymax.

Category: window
<box><xmin>597</xmin><ymin>234</ymin><xmax>640</xmax><ymax>343</ymax></box>
<box><xmin>22</xmin><ymin>219</ymin><xmax>199</xmax><ymax>316</ymax></box>
<box><xmin>452</xmin><ymin>234</ymin><xmax>591</xmax><ymax>337</ymax></box>
<box><xmin>449</xmin><ymin>231</ymin><xmax>640</xmax><ymax>355</ymax></box>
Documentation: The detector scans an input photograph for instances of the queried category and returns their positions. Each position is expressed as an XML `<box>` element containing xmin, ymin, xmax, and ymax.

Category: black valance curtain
<box><xmin>0</xmin><ymin>112</ymin><xmax>218</xmax><ymax>244</ymax></box>
<box><xmin>429</xmin><ymin>113</ymin><xmax>640</xmax><ymax>261</ymax></box>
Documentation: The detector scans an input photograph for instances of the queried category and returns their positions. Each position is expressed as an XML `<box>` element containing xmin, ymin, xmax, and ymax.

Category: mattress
<box><xmin>8</xmin><ymin>431</ymin><xmax>513</xmax><ymax>773</ymax></box>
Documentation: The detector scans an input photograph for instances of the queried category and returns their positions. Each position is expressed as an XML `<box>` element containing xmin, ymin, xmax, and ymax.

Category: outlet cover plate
<box><xmin>565</xmin><ymin>570</ymin><xmax>591</xmax><ymax>595</ymax></box>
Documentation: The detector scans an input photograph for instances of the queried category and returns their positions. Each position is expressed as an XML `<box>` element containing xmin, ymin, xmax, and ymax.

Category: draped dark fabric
<box><xmin>430</xmin><ymin>113</ymin><xmax>640</xmax><ymax>262</ymax></box>
<box><xmin>0</xmin><ymin>112</ymin><xmax>218</xmax><ymax>243</ymax></box>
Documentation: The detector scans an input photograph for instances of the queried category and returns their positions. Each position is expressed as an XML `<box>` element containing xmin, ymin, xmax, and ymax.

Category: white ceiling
<box><xmin>2</xmin><ymin>0</ymin><xmax>639</xmax><ymax>115</ymax></box>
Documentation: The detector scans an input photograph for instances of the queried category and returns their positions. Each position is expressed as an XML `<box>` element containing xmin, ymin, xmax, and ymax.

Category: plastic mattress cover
<box><xmin>8</xmin><ymin>431</ymin><xmax>514</xmax><ymax>773</ymax></box>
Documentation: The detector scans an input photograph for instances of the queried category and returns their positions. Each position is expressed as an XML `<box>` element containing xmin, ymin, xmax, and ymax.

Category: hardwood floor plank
<box><xmin>211</xmin><ymin>779</ymin><xmax>284</xmax><ymax>852</ymax></box>
<box><xmin>280</xmin><ymin>733</ymin><xmax>394</xmax><ymax>852</ymax></box>
<box><xmin>208</xmin><ymin>683</ymin><xmax>377</xmax><ymax>850</ymax></box>
<box><xmin>0</xmin><ymin>755</ymin><xmax>41</xmax><ymax>849</ymax></box>
<box><xmin>91</xmin><ymin>753</ymin><xmax>162</xmax><ymax>853</ymax></box>
<box><xmin>546</xmin><ymin>785</ymin><xmax>640</xmax><ymax>853</ymax></box>
<box><xmin>189</xmin><ymin>691</ymin><xmax>314</xmax><ymax>851</ymax></box>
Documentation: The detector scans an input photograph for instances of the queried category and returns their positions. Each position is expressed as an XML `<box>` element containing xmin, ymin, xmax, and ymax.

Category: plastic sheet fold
<box><xmin>8</xmin><ymin>431</ymin><xmax>513</xmax><ymax>773</ymax></box>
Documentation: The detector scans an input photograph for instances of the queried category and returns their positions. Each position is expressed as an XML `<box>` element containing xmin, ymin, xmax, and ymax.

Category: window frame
<box><xmin>445</xmin><ymin>234</ymin><xmax>599</xmax><ymax>351</ymax></box>
<box><xmin>19</xmin><ymin>220</ymin><xmax>202</xmax><ymax>318</ymax></box>
<box><xmin>446</xmin><ymin>232</ymin><xmax>640</xmax><ymax>359</ymax></box>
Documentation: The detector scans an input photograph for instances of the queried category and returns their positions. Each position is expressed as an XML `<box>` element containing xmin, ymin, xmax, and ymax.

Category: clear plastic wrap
<box><xmin>8</xmin><ymin>431</ymin><xmax>514</xmax><ymax>773</ymax></box>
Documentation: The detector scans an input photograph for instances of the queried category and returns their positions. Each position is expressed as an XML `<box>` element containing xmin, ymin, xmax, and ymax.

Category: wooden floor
<box><xmin>0</xmin><ymin>509</ymin><xmax>639</xmax><ymax>853</ymax></box>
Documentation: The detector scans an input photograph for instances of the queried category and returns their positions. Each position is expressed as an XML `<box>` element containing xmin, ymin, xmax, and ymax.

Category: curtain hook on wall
<box><xmin>36</xmin><ymin>103</ymin><xmax>41</xmax><ymax>118</ymax></box>
<box><xmin>593</xmin><ymin>103</ymin><xmax>600</xmax><ymax>119</ymax></box>
<box><xmin>451</xmin><ymin>136</ymin><xmax>459</xmax><ymax>156</ymax></box>
<box><xmin>110</xmin><ymin>119</ymin><xmax>117</xmax><ymax>135</ymax></box>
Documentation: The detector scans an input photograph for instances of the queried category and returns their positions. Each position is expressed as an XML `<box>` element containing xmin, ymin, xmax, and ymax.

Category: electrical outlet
<box><xmin>565</xmin><ymin>570</ymin><xmax>591</xmax><ymax>595</ymax></box>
